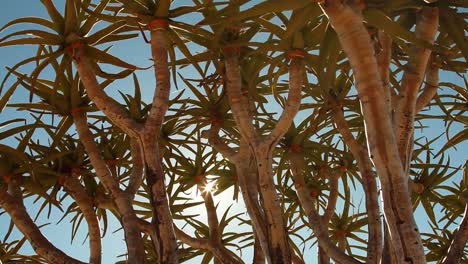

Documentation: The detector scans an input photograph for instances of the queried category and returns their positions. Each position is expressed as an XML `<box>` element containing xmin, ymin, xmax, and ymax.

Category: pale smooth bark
<box><xmin>321</xmin><ymin>1</ymin><xmax>426</xmax><ymax>262</ymax></box>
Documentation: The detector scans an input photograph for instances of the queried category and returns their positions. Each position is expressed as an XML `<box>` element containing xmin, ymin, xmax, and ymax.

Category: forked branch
<box><xmin>72</xmin><ymin>112</ymin><xmax>145</xmax><ymax>264</ymax></box>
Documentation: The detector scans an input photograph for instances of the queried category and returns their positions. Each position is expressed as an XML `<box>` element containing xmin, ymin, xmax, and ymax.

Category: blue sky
<box><xmin>0</xmin><ymin>1</ymin><xmax>466</xmax><ymax>263</ymax></box>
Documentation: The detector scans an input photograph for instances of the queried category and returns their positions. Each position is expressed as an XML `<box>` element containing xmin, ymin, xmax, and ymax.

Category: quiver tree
<box><xmin>0</xmin><ymin>1</ymin><xmax>467</xmax><ymax>264</ymax></box>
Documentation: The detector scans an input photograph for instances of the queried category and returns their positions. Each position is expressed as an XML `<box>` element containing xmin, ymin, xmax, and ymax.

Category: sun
<box><xmin>201</xmin><ymin>180</ymin><xmax>215</xmax><ymax>193</ymax></box>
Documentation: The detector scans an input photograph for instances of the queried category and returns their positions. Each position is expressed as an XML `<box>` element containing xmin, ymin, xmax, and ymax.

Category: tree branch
<box><xmin>442</xmin><ymin>204</ymin><xmax>468</xmax><ymax>264</ymax></box>
<box><xmin>268</xmin><ymin>56</ymin><xmax>304</xmax><ymax>145</ymax></box>
<box><xmin>224</xmin><ymin>54</ymin><xmax>258</xmax><ymax>144</ymax></box>
<box><xmin>126</xmin><ymin>138</ymin><xmax>144</xmax><ymax>197</ymax></box>
<box><xmin>0</xmin><ymin>188</ymin><xmax>85</xmax><ymax>264</ymax></box>
<box><xmin>376</xmin><ymin>31</ymin><xmax>394</xmax><ymax>115</ymax></box>
<box><xmin>202</xmin><ymin>124</ymin><xmax>238</xmax><ymax>162</ymax></box>
<box><xmin>164</xmin><ymin>221</ymin><xmax>243</xmax><ymax>264</ymax></box>
<box><xmin>236</xmin><ymin>141</ymin><xmax>270</xmax><ymax>262</ymax></box>
<box><xmin>145</xmin><ymin>28</ymin><xmax>171</xmax><ymax>138</ymax></box>
<box><xmin>333</xmin><ymin>109</ymin><xmax>382</xmax><ymax>264</ymax></box>
<box><xmin>173</xmin><ymin>225</ymin><xmax>209</xmax><ymax>250</ymax></box>
<box><xmin>203</xmin><ymin>123</ymin><xmax>269</xmax><ymax>262</ymax></box>
<box><xmin>416</xmin><ymin>58</ymin><xmax>439</xmax><ymax>113</ymax></box>
<box><xmin>138</xmin><ymin>21</ymin><xmax>179</xmax><ymax>264</ymax></box>
<box><xmin>394</xmin><ymin>7</ymin><xmax>439</xmax><ymax>171</ymax></box>
<box><xmin>73</xmin><ymin>48</ymin><xmax>143</xmax><ymax>138</ymax></box>
<box><xmin>321</xmin><ymin>1</ymin><xmax>424</xmax><ymax>262</ymax></box>
<box><xmin>198</xmin><ymin>184</ymin><xmax>243</xmax><ymax>264</ymax></box>
<box><xmin>198</xmin><ymin>185</ymin><xmax>221</xmax><ymax>243</ymax></box>
<box><xmin>289</xmin><ymin>155</ymin><xmax>361</xmax><ymax>264</ymax></box>
<box><xmin>321</xmin><ymin>171</ymin><xmax>339</xmax><ymax>222</ymax></box>
<box><xmin>63</xmin><ymin>177</ymin><xmax>102</xmax><ymax>264</ymax></box>
<box><xmin>72</xmin><ymin>112</ymin><xmax>145</xmax><ymax>264</ymax></box>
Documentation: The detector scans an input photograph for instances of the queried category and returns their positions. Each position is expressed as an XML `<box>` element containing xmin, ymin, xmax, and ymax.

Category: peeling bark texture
<box><xmin>0</xmin><ymin>188</ymin><xmax>85</xmax><ymax>264</ymax></box>
<box><xmin>139</xmin><ymin>25</ymin><xmax>179</xmax><ymax>264</ymax></box>
<box><xmin>394</xmin><ymin>7</ymin><xmax>439</xmax><ymax>172</ymax></box>
<box><xmin>73</xmin><ymin>113</ymin><xmax>145</xmax><ymax>264</ymax></box>
<box><xmin>63</xmin><ymin>178</ymin><xmax>102</xmax><ymax>264</ymax></box>
<box><xmin>442</xmin><ymin>204</ymin><xmax>468</xmax><ymax>264</ymax></box>
<box><xmin>142</xmin><ymin>152</ymin><xmax>178</xmax><ymax>264</ymax></box>
<box><xmin>321</xmin><ymin>1</ymin><xmax>426</xmax><ymax>263</ymax></box>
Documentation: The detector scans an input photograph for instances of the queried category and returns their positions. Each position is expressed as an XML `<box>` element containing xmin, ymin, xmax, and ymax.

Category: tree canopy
<box><xmin>0</xmin><ymin>0</ymin><xmax>466</xmax><ymax>263</ymax></box>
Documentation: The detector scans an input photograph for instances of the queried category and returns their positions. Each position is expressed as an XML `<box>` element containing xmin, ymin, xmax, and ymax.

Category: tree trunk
<box><xmin>321</xmin><ymin>1</ymin><xmax>426</xmax><ymax>262</ymax></box>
